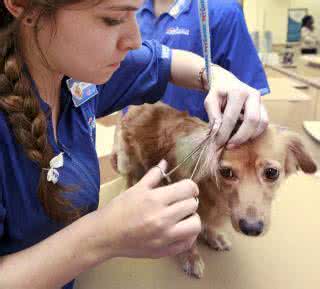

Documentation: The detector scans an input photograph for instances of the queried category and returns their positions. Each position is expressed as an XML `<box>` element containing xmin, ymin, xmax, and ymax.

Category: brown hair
<box><xmin>0</xmin><ymin>1</ymin><xmax>93</xmax><ymax>224</ymax></box>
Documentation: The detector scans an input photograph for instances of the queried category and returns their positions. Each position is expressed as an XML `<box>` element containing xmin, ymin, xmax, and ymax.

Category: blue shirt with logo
<box><xmin>137</xmin><ymin>0</ymin><xmax>270</xmax><ymax>121</ymax></box>
<box><xmin>0</xmin><ymin>40</ymin><xmax>171</xmax><ymax>289</ymax></box>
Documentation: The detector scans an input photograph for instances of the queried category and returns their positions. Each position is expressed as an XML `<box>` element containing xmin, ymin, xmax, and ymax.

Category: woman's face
<box><xmin>307</xmin><ymin>18</ymin><xmax>314</xmax><ymax>30</ymax></box>
<box><xmin>32</xmin><ymin>0</ymin><xmax>143</xmax><ymax>84</ymax></box>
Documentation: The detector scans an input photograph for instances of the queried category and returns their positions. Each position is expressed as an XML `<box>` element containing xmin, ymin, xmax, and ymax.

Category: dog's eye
<box><xmin>264</xmin><ymin>168</ymin><xmax>280</xmax><ymax>181</ymax></box>
<box><xmin>219</xmin><ymin>167</ymin><xmax>235</xmax><ymax>179</ymax></box>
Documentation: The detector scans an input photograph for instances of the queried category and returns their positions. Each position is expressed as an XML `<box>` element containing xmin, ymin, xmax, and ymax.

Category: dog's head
<box><xmin>216</xmin><ymin>126</ymin><xmax>317</xmax><ymax>237</ymax></box>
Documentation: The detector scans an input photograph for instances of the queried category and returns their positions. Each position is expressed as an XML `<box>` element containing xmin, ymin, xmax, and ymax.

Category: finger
<box><xmin>165</xmin><ymin>213</ymin><xmax>201</xmax><ymax>243</ymax></box>
<box><xmin>165</xmin><ymin>197</ymin><xmax>199</xmax><ymax>223</ymax></box>
<box><xmin>138</xmin><ymin>159</ymin><xmax>168</xmax><ymax>188</ymax></box>
<box><xmin>215</xmin><ymin>89</ymin><xmax>248</xmax><ymax>147</ymax></box>
<box><xmin>153</xmin><ymin>179</ymin><xmax>199</xmax><ymax>205</ymax></box>
<box><xmin>227</xmin><ymin>90</ymin><xmax>261</xmax><ymax>147</ymax></box>
<box><xmin>204</xmin><ymin>89</ymin><xmax>223</xmax><ymax>127</ymax></box>
<box><xmin>251</xmin><ymin>104</ymin><xmax>269</xmax><ymax>139</ymax></box>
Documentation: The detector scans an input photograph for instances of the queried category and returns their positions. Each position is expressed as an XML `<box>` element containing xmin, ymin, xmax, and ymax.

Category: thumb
<box><xmin>138</xmin><ymin>159</ymin><xmax>168</xmax><ymax>188</ymax></box>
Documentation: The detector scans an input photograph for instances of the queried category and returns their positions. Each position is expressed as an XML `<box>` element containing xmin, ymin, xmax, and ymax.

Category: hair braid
<box><xmin>0</xmin><ymin>12</ymin><xmax>81</xmax><ymax>225</ymax></box>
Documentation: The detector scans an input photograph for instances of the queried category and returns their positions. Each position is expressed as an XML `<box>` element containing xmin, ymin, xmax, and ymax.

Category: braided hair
<box><xmin>0</xmin><ymin>1</ymin><xmax>82</xmax><ymax>224</ymax></box>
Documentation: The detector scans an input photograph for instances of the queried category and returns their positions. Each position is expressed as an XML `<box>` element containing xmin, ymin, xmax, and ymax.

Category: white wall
<box><xmin>243</xmin><ymin>0</ymin><xmax>320</xmax><ymax>45</ymax></box>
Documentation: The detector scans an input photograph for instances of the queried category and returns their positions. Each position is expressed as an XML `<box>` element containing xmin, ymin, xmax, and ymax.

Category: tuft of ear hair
<box><xmin>285</xmin><ymin>133</ymin><xmax>317</xmax><ymax>175</ymax></box>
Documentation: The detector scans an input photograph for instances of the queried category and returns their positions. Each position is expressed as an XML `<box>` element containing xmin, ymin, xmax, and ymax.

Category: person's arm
<box><xmin>0</xmin><ymin>161</ymin><xmax>201</xmax><ymax>289</ymax></box>
<box><xmin>169</xmin><ymin>48</ymin><xmax>268</xmax><ymax>149</ymax></box>
<box><xmin>169</xmin><ymin>49</ymin><xmax>205</xmax><ymax>91</ymax></box>
<box><xmin>0</xmin><ymin>210</ymin><xmax>113</xmax><ymax>289</ymax></box>
<box><xmin>301</xmin><ymin>27</ymin><xmax>316</xmax><ymax>46</ymax></box>
<box><xmin>95</xmin><ymin>40</ymin><xmax>172</xmax><ymax>117</ymax></box>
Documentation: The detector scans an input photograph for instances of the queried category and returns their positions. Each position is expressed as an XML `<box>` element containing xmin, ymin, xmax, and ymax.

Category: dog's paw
<box><xmin>182</xmin><ymin>255</ymin><xmax>205</xmax><ymax>279</ymax></box>
<box><xmin>203</xmin><ymin>230</ymin><xmax>232</xmax><ymax>251</ymax></box>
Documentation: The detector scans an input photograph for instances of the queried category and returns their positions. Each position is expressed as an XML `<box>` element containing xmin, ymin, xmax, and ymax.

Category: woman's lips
<box><xmin>109</xmin><ymin>62</ymin><xmax>121</xmax><ymax>69</ymax></box>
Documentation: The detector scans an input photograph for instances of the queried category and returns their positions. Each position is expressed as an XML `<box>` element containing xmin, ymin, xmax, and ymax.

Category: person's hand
<box><xmin>97</xmin><ymin>160</ymin><xmax>201</xmax><ymax>259</ymax></box>
<box><xmin>204</xmin><ymin>65</ymin><xmax>269</xmax><ymax>149</ymax></box>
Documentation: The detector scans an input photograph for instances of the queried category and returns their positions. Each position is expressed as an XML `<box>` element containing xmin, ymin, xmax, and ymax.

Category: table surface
<box><xmin>75</xmin><ymin>174</ymin><xmax>320</xmax><ymax>289</ymax></box>
<box><xmin>268</xmin><ymin>56</ymin><xmax>320</xmax><ymax>88</ymax></box>
<box><xmin>264</xmin><ymin>77</ymin><xmax>310</xmax><ymax>101</ymax></box>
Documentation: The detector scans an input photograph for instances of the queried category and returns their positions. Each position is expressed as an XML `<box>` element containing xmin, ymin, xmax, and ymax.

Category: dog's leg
<box><xmin>178</xmin><ymin>242</ymin><xmax>205</xmax><ymax>279</ymax></box>
<box><xmin>201</xmin><ymin>222</ymin><xmax>232</xmax><ymax>251</ymax></box>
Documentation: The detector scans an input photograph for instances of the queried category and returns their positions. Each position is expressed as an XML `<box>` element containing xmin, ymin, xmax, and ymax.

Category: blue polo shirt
<box><xmin>0</xmin><ymin>40</ymin><xmax>171</xmax><ymax>289</ymax></box>
<box><xmin>137</xmin><ymin>0</ymin><xmax>270</xmax><ymax>121</ymax></box>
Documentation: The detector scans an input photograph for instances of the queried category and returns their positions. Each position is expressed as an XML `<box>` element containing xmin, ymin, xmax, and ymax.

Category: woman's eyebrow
<box><xmin>102</xmin><ymin>5</ymin><xmax>139</xmax><ymax>12</ymax></box>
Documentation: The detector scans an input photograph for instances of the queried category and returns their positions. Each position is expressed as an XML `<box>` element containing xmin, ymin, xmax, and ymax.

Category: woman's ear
<box><xmin>4</xmin><ymin>0</ymin><xmax>38</xmax><ymax>27</ymax></box>
<box><xmin>4</xmin><ymin>0</ymin><xmax>26</xmax><ymax>18</ymax></box>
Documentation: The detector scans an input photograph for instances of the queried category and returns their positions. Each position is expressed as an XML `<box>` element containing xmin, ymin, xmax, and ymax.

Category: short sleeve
<box><xmin>212</xmin><ymin>2</ymin><xmax>270</xmax><ymax>96</ymax></box>
<box><xmin>95</xmin><ymin>40</ymin><xmax>172</xmax><ymax>118</ymax></box>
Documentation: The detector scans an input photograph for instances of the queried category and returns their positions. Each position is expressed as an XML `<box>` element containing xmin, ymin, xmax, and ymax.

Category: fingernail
<box><xmin>158</xmin><ymin>159</ymin><xmax>168</xmax><ymax>169</ymax></box>
<box><xmin>192</xmin><ymin>182</ymin><xmax>199</xmax><ymax>196</ymax></box>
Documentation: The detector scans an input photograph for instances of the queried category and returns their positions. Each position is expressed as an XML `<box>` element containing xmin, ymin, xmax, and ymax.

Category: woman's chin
<box><xmin>78</xmin><ymin>72</ymin><xmax>114</xmax><ymax>85</ymax></box>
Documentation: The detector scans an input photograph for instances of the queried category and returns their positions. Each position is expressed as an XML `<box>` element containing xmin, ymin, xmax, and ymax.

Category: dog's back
<box><xmin>114</xmin><ymin>103</ymin><xmax>207</xmax><ymax>184</ymax></box>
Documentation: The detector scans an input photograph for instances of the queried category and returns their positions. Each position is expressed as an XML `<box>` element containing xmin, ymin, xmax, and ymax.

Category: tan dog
<box><xmin>111</xmin><ymin>102</ymin><xmax>317</xmax><ymax>278</ymax></box>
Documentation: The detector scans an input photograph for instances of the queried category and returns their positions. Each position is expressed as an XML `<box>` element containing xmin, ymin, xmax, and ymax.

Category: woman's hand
<box><xmin>97</xmin><ymin>160</ymin><xmax>201</xmax><ymax>259</ymax></box>
<box><xmin>204</xmin><ymin>65</ymin><xmax>269</xmax><ymax>149</ymax></box>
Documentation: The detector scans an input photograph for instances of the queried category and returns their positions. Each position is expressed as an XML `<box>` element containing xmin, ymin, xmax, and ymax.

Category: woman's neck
<box><xmin>22</xmin><ymin>29</ymin><xmax>63</xmax><ymax>111</ymax></box>
<box><xmin>153</xmin><ymin>0</ymin><xmax>175</xmax><ymax>17</ymax></box>
<box><xmin>30</xmin><ymin>67</ymin><xmax>63</xmax><ymax>110</ymax></box>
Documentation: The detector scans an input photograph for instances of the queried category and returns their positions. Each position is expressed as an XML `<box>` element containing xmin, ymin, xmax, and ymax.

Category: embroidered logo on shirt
<box><xmin>166</xmin><ymin>27</ymin><xmax>190</xmax><ymax>36</ymax></box>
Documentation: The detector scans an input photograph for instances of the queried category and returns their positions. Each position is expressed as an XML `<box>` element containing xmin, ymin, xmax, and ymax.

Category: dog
<box><xmin>111</xmin><ymin>102</ymin><xmax>317</xmax><ymax>278</ymax></box>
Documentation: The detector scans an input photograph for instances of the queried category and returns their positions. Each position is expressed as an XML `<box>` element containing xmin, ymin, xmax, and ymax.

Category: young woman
<box><xmin>301</xmin><ymin>15</ymin><xmax>319</xmax><ymax>55</ymax></box>
<box><xmin>0</xmin><ymin>0</ymin><xmax>268</xmax><ymax>288</ymax></box>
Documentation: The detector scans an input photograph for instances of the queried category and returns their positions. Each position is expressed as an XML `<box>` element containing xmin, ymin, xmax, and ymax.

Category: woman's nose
<box><xmin>118</xmin><ymin>17</ymin><xmax>142</xmax><ymax>51</ymax></box>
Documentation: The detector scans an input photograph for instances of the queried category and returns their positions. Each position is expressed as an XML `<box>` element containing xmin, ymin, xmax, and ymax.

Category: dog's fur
<box><xmin>111</xmin><ymin>102</ymin><xmax>317</xmax><ymax>278</ymax></box>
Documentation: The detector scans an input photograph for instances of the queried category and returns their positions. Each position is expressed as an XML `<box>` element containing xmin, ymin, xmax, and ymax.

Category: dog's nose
<box><xmin>239</xmin><ymin>219</ymin><xmax>264</xmax><ymax>236</ymax></box>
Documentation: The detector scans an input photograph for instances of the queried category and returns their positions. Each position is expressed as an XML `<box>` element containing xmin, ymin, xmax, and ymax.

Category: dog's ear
<box><xmin>285</xmin><ymin>133</ymin><xmax>317</xmax><ymax>175</ymax></box>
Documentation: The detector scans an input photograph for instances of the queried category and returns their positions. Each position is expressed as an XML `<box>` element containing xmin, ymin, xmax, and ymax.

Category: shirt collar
<box><xmin>139</xmin><ymin>0</ymin><xmax>154</xmax><ymax>14</ymax></box>
<box><xmin>140</xmin><ymin>0</ymin><xmax>192</xmax><ymax>19</ymax></box>
<box><xmin>168</xmin><ymin>0</ymin><xmax>192</xmax><ymax>19</ymax></box>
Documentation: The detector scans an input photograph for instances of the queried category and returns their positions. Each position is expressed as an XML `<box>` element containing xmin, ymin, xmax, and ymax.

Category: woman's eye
<box><xmin>103</xmin><ymin>17</ymin><xmax>125</xmax><ymax>26</ymax></box>
<box><xmin>219</xmin><ymin>167</ymin><xmax>236</xmax><ymax>179</ymax></box>
<box><xmin>264</xmin><ymin>167</ymin><xmax>280</xmax><ymax>181</ymax></box>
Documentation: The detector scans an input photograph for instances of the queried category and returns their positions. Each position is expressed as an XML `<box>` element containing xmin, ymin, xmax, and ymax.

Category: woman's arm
<box><xmin>170</xmin><ymin>49</ymin><xmax>205</xmax><ymax>91</ymax></box>
<box><xmin>0</xmin><ymin>211</ymin><xmax>113</xmax><ymax>289</ymax></box>
<box><xmin>170</xmin><ymin>48</ymin><xmax>269</xmax><ymax>149</ymax></box>
<box><xmin>0</xmin><ymin>162</ymin><xmax>201</xmax><ymax>289</ymax></box>
<box><xmin>301</xmin><ymin>28</ymin><xmax>317</xmax><ymax>46</ymax></box>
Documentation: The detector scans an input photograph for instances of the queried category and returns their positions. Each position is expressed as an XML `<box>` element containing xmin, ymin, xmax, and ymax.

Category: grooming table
<box><xmin>75</xmin><ymin>174</ymin><xmax>320</xmax><ymax>289</ymax></box>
